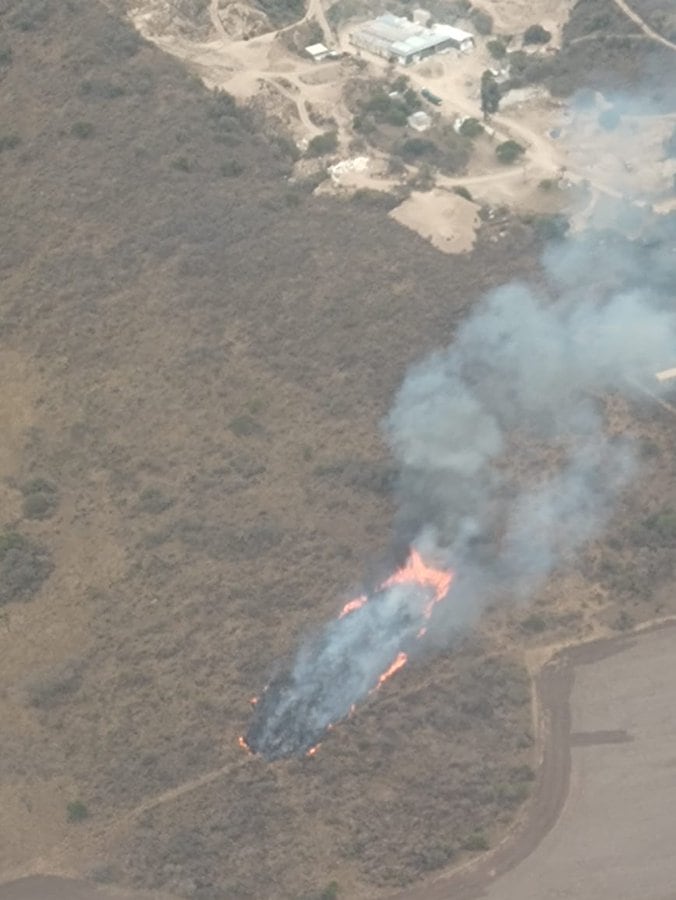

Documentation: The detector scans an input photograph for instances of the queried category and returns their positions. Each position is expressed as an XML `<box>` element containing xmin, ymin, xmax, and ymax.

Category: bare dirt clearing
<box><xmin>390</xmin><ymin>190</ymin><xmax>481</xmax><ymax>255</ymax></box>
<box><xmin>395</xmin><ymin>623</ymin><xmax>676</xmax><ymax>900</ymax></box>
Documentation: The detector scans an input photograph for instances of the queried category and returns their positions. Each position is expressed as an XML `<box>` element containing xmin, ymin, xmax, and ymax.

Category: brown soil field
<box><xmin>397</xmin><ymin>622</ymin><xmax>676</xmax><ymax>900</ymax></box>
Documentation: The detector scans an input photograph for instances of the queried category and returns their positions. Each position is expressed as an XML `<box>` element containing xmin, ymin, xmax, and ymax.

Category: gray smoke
<box><xmin>386</xmin><ymin>279</ymin><xmax>675</xmax><ymax>618</ymax></box>
<box><xmin>247</xmin><ymin>92</ymin><xmax>676</xmax><ymax>759</ymax></box>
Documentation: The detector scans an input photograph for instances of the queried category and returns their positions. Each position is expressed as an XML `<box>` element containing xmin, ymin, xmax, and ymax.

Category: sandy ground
<box><xmin>389</xmin><ymin>189</ymin><xmax>481</xmax><ymax>255</ymax></box>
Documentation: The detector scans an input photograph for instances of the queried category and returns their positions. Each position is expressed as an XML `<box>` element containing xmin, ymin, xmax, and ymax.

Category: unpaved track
<box><xmin>611</xmin><ymin>0</ymin><xmax>676</xmax><ymax>50</ymax></box>
<box><xmin>392</xmin><ymin>619</ymin><xmax>676</xmax><ymax>900</ymax></box>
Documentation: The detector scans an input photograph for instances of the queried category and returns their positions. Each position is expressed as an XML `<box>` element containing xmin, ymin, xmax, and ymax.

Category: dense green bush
<box><xmin>306</xmin><ymin>131</ymin><xmax>338</xmax><ymax>157</ymax></box>
<box><xmin>71</xmin><ymin>121</ymin><xmax>95</xmax><ymax>139</ymax></box>
<box><xmin>496</xmin><ymin>139</ymin><xmax>525</xmax><ymax>163</ymax></box>
<box><xmin>487</xmin><ymin>38</ymin><xmax>507</xmax><ymax>59</ymax></box>
<box><xmin>524</xmin><ymin>23</ymin><xmax>552</xmax><ymax>44</ymax></box>
<box><xmin>21</xmin><ymin>478</ymin><xmax>58</xmax><ymax>520</ymax></box>
<box><xmin>66</xmin><ymin>800</ymin><xmax>89</xmax><ymax>823</ymax></box>
<box><xmin>452</xmin><ymin>185</ymin><xmax>473</xmax><ymax>201</ymax></box>
<box><xmin>470</xmin><ymin>7</ymin><xmax>493</xmax><ymax>34</ymax></box>
<box><xmin>461</xmin><ymin>830</ymin><xmax>489</xmax><ymax>851</ymax></box>
<box><xmin>0</xmin><ymin>133</ymin><xmax>21</xmax><ymax>152</ymax></box>
<box><xmin>459</xmin><ymin>116</ymin><xmax>483</xmax><ymax>138</ymax></box>
<box><xmin>0</xmin><ymin>531</ymin><xmax>53</xmax><ymax>606</ymax></box>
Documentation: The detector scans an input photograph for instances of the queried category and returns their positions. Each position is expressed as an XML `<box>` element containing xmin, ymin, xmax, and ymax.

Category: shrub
<box><xmin>0</xmin><ymin>134</ymin><xmax>21</xmax><ymax>153</ymax></box>
<box><xmin>0</xmin><ymin>46</ymin><xmax>13</xmax><ymax>66</ymax></box>
<box><xmin>459</xmin><ymin>117</ymin><xmax>483</xmax><ymax>138</ymax></box>
<box><xmin>470</xmin><ymin>8</ymin><xmax>493</xmax><ymax>34</ymax></box>
<box><xmin>480</xmin><ymin>71</ymin><xmax>501</xmax><ymax>117</ymax></box>
<box><xmin>21</xmin><ymin>478</ymin><xmax>58</xmax><ymax>520</ymax></box>
<box><xmin>66</xmin><ymin>800</ymin><xmax>89</xmax><ymax>823</ymax></box>
<box><xmin>71</xmin><ymin>121</ymin><xmax>94</xmax><ymax>139</ymax></box>
<box><xmin>487</xmin><ymin>39</ymin><xmax>506</xmax><ymax>59</ymax></box>
<box><xmin>351</xmin><ymin>189</ymin><xmax>400</xmax><ymax>211</ymax></box>
<box><xmin>496</xmin><ymin>139</ymin><xmax>525</xmax><ymax>163</ymax></box>
<box><xmin>220</xmin><ymin>159</ymin><xmax>244</xmax><ymax>176</ymax></box>
<box><xmin>229</xmin><ymin>415</ymin><xmax>262</xmax><ymax>437</ymax></box>
<box><xmin>533</xmin><ymin>213</ymin><xmax>569</xmax><ymax>240</ymax></box>
<box><xmin>398</xmin><ymin>137</ymin><xmax>436</xmax><ymax>160</ymax></box>
<box><xmin>79</xmin><ymin>78</ymin><xmax>126</xmax><ymax>99</ymax></box>
<box><xmin>138</xmin><ymin>487</ymin><xmax>174</xmax><ymax>514</ymax></box>
<box><xmin>171</xmin><ymin>155</ymin><xmax>191</xmax><ymax>172</ymax></box>
<box><xmin>9</xmin><ymin>0</ymin><xmax>51</xmax><ymax>31</ymax></box>
<box><xmin>0</xmin><ymin>531</ymin><xmax>53</xmax><ymax>606</ymax></box>
<box><xmin>538</xmin><ymin>177</ymin><xmax>557</xmax><ymax>191</ymax></box>
<box><xmin>306</xmin><ymin>131</ymin><xmax>338</xmax><ymax>157</ymax></box>
<box><xmin>461</xmin><ymin>830</ymin><xmax>489</xmax><ymax>851</ymax></box>
<box><xmin>524</xmin><ymin>23</ymin><xmax>552</xmax><ymax>44</ymax></box>
<box><xmin>520</xmin><ymin>612</ymin><xmax>547</xmax><ymax>633</ymax></box>
<box><xmin>0</xmin><ymin>133</ymin><xmax>21</xmax><ymax>152</ymax></box>
<box><xmin>452</xmin><ymin>185</ymin><xmax>473</xmax><ymax>201</ymax></box>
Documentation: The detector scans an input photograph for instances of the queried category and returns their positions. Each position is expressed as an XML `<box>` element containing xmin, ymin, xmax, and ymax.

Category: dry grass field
<box><xmin>1</xmin><ymin>1</ymin><xmax>676</xmax><ymax>898</ymax></box>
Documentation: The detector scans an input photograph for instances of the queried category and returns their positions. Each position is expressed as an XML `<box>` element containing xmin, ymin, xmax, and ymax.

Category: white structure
<box><xmin>328</xmin><ymin>156</ymin><xmax>370</xmax><ymax>183</ymax></box>
<box><xmin>408</xmin><ymin>110</ymin><xmax>432</xmax><ymax>131</ymax></box>
<box><xmin>412</xmin><ymin>8</ymin><xmax>431</xmax><ymax>26</ymax></box>
<box><xmin>349</xmin><ymin>14</ymin><xmax>474</xmax><ymax>65</ymax></box>
<box><xmin>305</xmin><ymin>42</ymin><xmax>330</xmax><ymax>61</ymax></box>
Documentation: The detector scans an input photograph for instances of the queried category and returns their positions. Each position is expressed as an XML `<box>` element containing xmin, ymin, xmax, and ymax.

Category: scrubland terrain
<box><xmin>1</xmin><ymin>0</ymin><xmax>676</xmax><ymax>899</ymax></box>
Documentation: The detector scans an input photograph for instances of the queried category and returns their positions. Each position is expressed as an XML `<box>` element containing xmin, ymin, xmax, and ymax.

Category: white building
<box><xmin>350</xmin><ymin>14</ymin><xmax>474</xmax><ymax>66</ymax></box>
<box><xmin>408</xmin><ymin>110</ymin><xmax>432</xmax><ymax>131</ymax></box>
<box><xmin>305</xmin><ymin>42</ymin><xmax>330</xmax><ymax>62</ymax></box>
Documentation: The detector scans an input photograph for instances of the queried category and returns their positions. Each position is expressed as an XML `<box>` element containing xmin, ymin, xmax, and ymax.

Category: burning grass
<box><xmin>243</xmin><ymin>550</ymin><xmax>453</xmax><ymax>760</ymax></box>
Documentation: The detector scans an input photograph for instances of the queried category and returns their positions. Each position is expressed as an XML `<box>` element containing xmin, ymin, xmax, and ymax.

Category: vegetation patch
<box><xmin>0</xmin><ymin>531</ymin><xmax>53</xmax><ymax>606</ymax></box>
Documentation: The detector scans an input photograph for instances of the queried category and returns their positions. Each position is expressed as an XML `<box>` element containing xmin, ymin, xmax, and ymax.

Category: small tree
<box><xmin>470</xmin><ymin>7</ymin><xmax>493</xmax><ymax>34</ymax></box>
<box><xmin>480</xmin><ymin>71</ymin><xmax>501</xmax><ymax>119</ymax></box>
<box><xmin>496</xmin><ymin>139</ymin><xmax>525</xmax><ymax>163</ymax></box>
<box><xmin>459</xmin><ymin>117</ymin><xmax>484</xmax><ymax>138</ymax></box>
<box><xmin>306</xmin><ymin>131</ymin><xmax>338</xmax><ymax>157</ymax></box>
<box><xmin>523</xmin><ymin>24</ymin><xmax>552</xmax><ymax>44</ymax></box>
<box><xmin>67</xmin><ymin>800</ymin><xmax>89</xmax><ymax>823</ymax></box>
<box><xmin>487</xmin><ymin>39</ymin><xmax>506</xmax><ymax>59</ymax></box>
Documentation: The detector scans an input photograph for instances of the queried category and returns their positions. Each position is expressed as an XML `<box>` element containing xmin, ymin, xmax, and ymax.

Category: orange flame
<box><xmin>339</xmin><ymin>594</ymin><xmax>367</xmax><ymax>618</ymax></box>
<box><xmin>375</xmin><ymin>651</ymin><xmax>408</xmax><ymax>689</ymax></box>
<box><xmin>382</xmin><ymin>548</ymin><xmax>453</xmax><ymax>615</ymax></box>
<box><xmin>306</xmin><ymin>744</ymin><xmax>320</xmax><ymax>757</ymax></box>
<box><xmin>238</xmin><ymin>735</ymin><xmax>251</xmax><ymax>753</ymax></box>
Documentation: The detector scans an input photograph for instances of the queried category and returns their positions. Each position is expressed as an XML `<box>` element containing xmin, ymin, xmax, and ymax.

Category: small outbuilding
<box><xmin>305</xmin><ymin>42</ymin><xmax>331</xmax><ymax>61</ymax></box>
<box><xmin>408</xmin><ymin>110</ymin><xmax>432</xmax><ymax>132</ymax></box>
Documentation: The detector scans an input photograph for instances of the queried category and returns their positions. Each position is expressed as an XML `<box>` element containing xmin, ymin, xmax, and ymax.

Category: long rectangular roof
<box><xmin>354</xmin><ymin>14</ymin><xmax>473</xmax><ymax>57</ymax></box>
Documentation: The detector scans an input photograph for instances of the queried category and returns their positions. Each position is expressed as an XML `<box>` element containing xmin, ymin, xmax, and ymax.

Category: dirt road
<box><xmin>391</xmin><ymin>619</ymin><xmax>676</xmax><ymax>900</ymax></box>
<box><xmin>611</xmin><ymin>0</ymin><xmax>676</xmax><ymax>51</ymax></box>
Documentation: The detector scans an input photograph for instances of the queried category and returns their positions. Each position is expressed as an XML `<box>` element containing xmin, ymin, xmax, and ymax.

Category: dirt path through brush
<box><xmin>611</xmin><ymin>0</ymin><xmax>676</xmax><ymax>50</ymax></box>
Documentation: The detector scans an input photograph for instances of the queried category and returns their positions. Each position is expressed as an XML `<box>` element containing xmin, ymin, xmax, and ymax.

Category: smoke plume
<box><xmin>246</xmin><ymin>96</ymin><xmax>676</xmax><ymax>760</ymax></box>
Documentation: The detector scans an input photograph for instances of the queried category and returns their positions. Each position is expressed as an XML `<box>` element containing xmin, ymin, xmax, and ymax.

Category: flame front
<box><xmin>243</xmin><ymin>548</ymin><xmax>454</xmax><ymax>760</ymax></box>
<box><xmin>374</xmin><ymin>650</ymin><xmax>408</xmax><ymax>689</ymax></box>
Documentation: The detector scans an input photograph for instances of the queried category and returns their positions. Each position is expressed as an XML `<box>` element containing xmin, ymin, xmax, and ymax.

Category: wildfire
<box><xmin>374</xmin><ymin>650</ymin><xmax>408</xmax><ymax>689</ymax></box>
<box><xmin>339</xmin><ymin>548</ymin><xmax>453</xmax><ymax>627</ymax></box>
<box><xmin>238</xmin><ymin>735</ymin><xmax>251</xmax><ymax>753</ymax></box>
<box><xmin>339</xmin><ymin>595</ymin><xmax>367</xmax><ymax>618</ymax></box>
<box><xmin>241</xmin><ymin>548</ymin><xmax>454</xmax><ymax>760</ymax></box>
